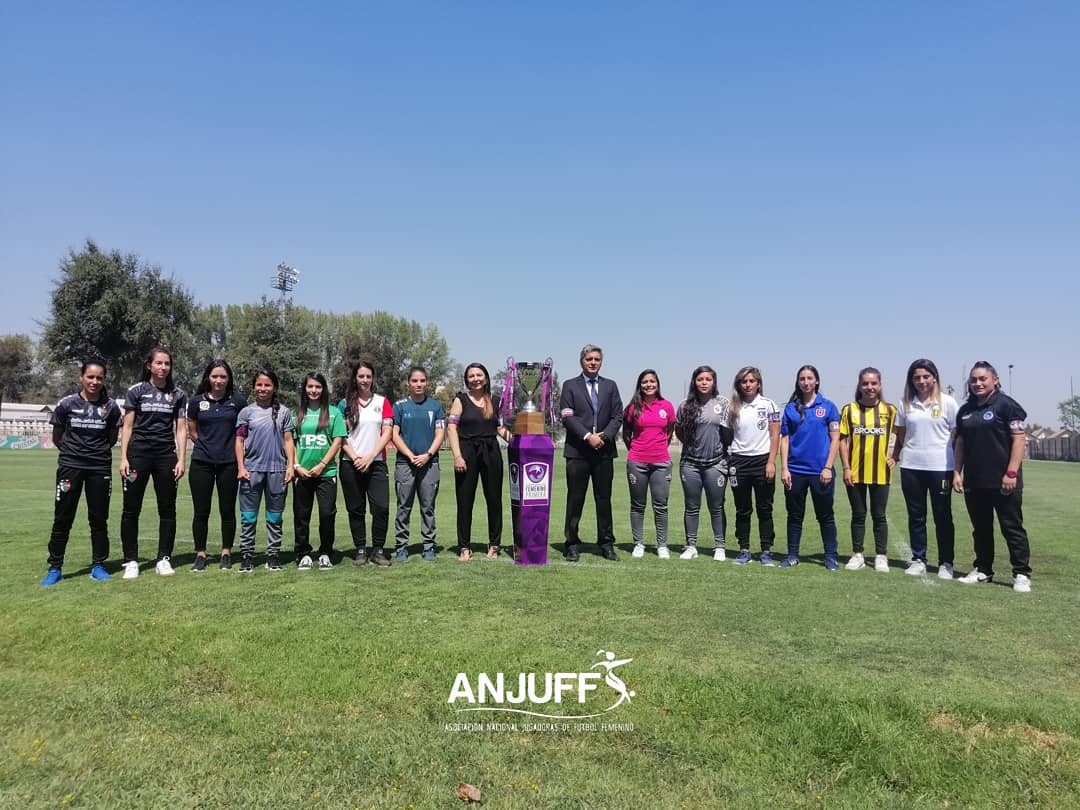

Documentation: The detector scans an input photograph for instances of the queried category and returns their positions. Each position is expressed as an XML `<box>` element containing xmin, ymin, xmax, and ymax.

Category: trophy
<box><xmin>500</xmin><ymin>357</ymin><xmax>555</xmax><ymax>435</ymax></box>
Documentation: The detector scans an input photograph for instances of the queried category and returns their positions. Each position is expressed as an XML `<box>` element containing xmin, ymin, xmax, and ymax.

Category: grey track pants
<box><xmin>626</xmin><ymin>460</ymin><xmax>671</xmax><ymax>546</ymax></box>
<box><xmin>394</xmin><ymin>460</ymin><xmax>440</xmax><ymax>551</ymax></box>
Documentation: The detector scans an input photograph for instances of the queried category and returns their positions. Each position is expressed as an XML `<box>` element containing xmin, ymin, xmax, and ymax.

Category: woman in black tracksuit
<box><xmin>186</xmin><ymin>359</ymin><xmax>247</xmax><ymax>571</ymax></box>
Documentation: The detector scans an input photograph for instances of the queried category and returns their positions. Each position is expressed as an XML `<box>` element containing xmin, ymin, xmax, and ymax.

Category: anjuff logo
<box><xmin>448</xmin><ymin>650</ymin><xmax>635</xmax><ymax>719</ymax></box>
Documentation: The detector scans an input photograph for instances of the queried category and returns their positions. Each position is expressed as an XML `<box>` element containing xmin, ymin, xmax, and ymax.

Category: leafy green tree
<box><xmin>1059</xmin><ymin>396</ymin><xmax>1080</xmax><ymax>430</ymax></box>
<box><xmin>223</xmin><ymin>299</ymin><xmax>321</xmax><ymax>407</ymax></box>
<box><xmin>42</xmin><ymin>240</ymin><xmax>196</xmax><ymax>388</ymax></box>
<box><xmin>338</xmin><ymin>311</ymin><xmax>453</xmax><ymax>400</ymax></box>
<box><xmin>0</xmin><ymin>334</ymin><xmax>34</xmax><ymax>409</ymax></box>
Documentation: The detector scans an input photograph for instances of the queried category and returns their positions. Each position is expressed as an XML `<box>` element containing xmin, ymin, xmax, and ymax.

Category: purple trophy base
<box><xmin>508</xmin><ymin>434</ymin><xmax>554</xmax><ymax>565</ymax></box>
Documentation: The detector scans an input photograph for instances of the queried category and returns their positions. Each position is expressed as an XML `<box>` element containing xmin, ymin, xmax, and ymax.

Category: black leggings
<box><xmin>121</xmin><ymin>454</ymin><xmax>178</xmax><ymax>563</ymax></box>
<box><xmin>48</xmin><ymin>466</ymin><xmax>112</xmax><ymax>567</ymax></box>
<box><xmin>455</xmin><ymin>437</ymin><xmax>503</xmax><ymax>549</ymax></box>
<box><xmin>189</xmin><ymin>459</ymin><xmax>239</xmax><ymax>553</ymax></box>
<box><xmin>293</xmin><ymin>475</ymin><xmax>338</xmax><ymax>557</ymax></box>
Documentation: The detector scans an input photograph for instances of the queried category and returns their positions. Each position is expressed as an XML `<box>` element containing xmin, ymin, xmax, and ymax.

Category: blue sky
<box><xmin>2</xmin><ymin>2</ymin><xmax>1077</xmax><ymax>424</ymax></box>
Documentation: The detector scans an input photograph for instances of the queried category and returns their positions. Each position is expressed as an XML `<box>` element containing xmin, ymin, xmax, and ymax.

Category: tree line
<box><xmin>2</xmin><ymin>240</ymin><xmax>459</xmax><ymax>410</ymax></box>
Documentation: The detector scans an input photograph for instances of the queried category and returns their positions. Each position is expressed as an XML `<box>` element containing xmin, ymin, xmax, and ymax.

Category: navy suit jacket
<box><xmin>560</xmin><ymin>374</ymin><xmax>623</xmax><ymax>459</ymax></box>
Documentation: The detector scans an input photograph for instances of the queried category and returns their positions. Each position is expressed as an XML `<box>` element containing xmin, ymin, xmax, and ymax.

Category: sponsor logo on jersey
<box><xmin>853</xmin><ymin>426</ymin><xmax>888</xmax><ymax>435</ymax></box>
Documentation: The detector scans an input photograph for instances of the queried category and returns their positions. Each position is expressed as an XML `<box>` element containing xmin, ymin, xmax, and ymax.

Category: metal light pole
<box><xmin>1008</xmin><ymin>364</ymin><xmax>1014</xmax><ymax>395</ymax></box>
<box><xmin>271</xmin><ymin>263</ymin><xmax>300</xmax><ymax>302</ymax></box>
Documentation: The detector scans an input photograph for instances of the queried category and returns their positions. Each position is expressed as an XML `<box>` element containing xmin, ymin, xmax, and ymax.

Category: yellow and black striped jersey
<box><xmin>840</xmin><ymin>401</ymin><xmax>897</xmax><ymax>485</ymax></box>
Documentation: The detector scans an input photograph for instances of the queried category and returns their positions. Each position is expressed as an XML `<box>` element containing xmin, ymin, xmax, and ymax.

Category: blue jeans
<box><xmin>785</xmin><ymin>472</ymin><xmax>837</xmax><ymax>557</ymax></box>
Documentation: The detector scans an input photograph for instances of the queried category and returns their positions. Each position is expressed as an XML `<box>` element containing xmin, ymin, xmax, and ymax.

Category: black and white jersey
<box><xmin>124</xmin><ymin>382</ymin><xmax>187</xmax><ymax>458</ymax></box>
<box><xmin>51</xmin><ymin>393</ymin><xmax>122</xmax><ymax>471</ymax></box>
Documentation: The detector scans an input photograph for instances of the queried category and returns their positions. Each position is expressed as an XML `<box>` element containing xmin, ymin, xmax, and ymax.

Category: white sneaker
<box><xmin>905</xmin><ymin>560</ymin><xmax>927</xmax><ymax>576</ymax></box>
<box><xmin>680</xmin><ymin>546</ymin><xmax>698</xmax><ymax>560</ymax></box>
<box><xmin>713</xmin><ymin>548</ymin><xmax>726</xmax><ymax>562</ymax></box>
<box><xmin>155</xmin><ymin>557</ymin><xmax>175</xmax><ymax>577</ymax></box>
<box><xmin>122</xmin><ymin>560</ymin><xmax>140</xmax><ymax>580</ymax></box>
<box><xmin>958</xmin><ymin>568</ymin><xmax>990</xmax><ymax>585</ymax></box>
<box><xmin>631</xmin><ymin>544</ymin><xmax>645</xmax><ymax>559</ymax></box>
<box><xmin>1013</xmin><ymin>574</ymin><xmax>1032</xmax><ymax>593</ymax></box>
<box><xmin>844</xmin><ymin>553</ymin><xmax>865</xmax><ymax>571</ymax></box>
<box><xmin>657</xmin><ymin>546</ymin><xmax>670</xmax><ymax>560</ymax></box>
<box><xmin>318</xmin><ymin>554</ymin><xmax>334</xmax><ymax>570</ymax></box>
<box><xmin>298</xmin><ymin>555</ymin><xmax>313</xmax><ymax>571</ymax></box>
<box><xmin>874</xmin><ymin>554</ymin><xmax>890</xmax><ymax>573</ymax></box>
<box><xmin>937</xmin><ymin>562</ymin><xmax>954</xmax><ymax>580</ymax></box>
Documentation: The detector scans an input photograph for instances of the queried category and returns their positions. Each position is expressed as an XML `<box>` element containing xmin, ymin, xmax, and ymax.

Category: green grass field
<box><xmin>2</xmin><ymin>450</ymin><xmax>1079</xmax><ymax>809</ymax></box>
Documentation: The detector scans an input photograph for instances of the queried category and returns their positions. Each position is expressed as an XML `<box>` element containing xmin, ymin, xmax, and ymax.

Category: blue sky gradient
<box><xmin>2</xmin><ymin>2</ymin><xmax>1077</xmax><ymax>423</ymax></box>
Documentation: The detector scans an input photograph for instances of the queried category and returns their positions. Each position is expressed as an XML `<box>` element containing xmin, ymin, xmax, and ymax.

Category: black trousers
<box><xmin>455</xmin><ymin>437</ymin><xmax>504</xmax><ymax>549</ymax></box>
<box><xmin>189</xmin><ymin>459</ymin><xmax>239</xmax><ymax>553</ymax></box>
<box><xmin>121</xmin><ymin>454</ymin><xmax>178</xmax><ymax>563</ymax></box>
<box><xmin>48</xmin><ymin>465</ymin><xmax>111</xmax><ymax>567</ymax></box>
<box><xmin>785</xmin><ymin>473</ymin><xmax>837</xmax><ymax>556</ymax></box>
<box><xmin>963</xmin><ymin>487</ymin><xmax>1031</xmax><ymax>578</ymax></box>
<box><xmin>846</xmin><ymin>482</ymin><xmax>890</xmax><ymax>555</ymax></box>
<box><xmin>339</xmin><ymin>458</ymin><xmax>390</xmax><ymax>549</ymax></box>
<box><xmin>293</xmin><ymin>475</ymin><xmax>338</xmax><ymax>557</ymax></box>
<box><xmin>730</xmin><ymin>454</ymin><xmax>775</xmax><ymax>551</ymax></box>
<box><xmin>900</xmin><ymin>468</ymin><xmax>954</xmax><ymax>564</ymax></box>
<box><xmin>564</xmin><ymin>455</ymin><xmax>615</xmax><ymax>547</ymax></box>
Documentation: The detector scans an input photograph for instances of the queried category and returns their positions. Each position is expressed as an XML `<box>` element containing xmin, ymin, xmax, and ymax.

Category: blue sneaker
<box><xmin>759</xmin><ymin>550</ymin><xmax>776</xmax><ymax>567</ymax></box>
<box><xmin>732</xmin><ymin>550</ymin><xmax>753</xmax><ymax>565</ymax></box>
<box><xmin>422</xmin><ymin>548</ymin><xmax>436</xmax><ymax>562</ymax></box>
<box><xmin>824</xmin><ymin>556</ymin><xmax>840</xmax><ymax>572</ymax></box>
<box><xmin>40</xmin><ymin>568</ymin><xmax>63</xmax><ymax>586</ymax></box>
<box><xmin>394</xmin><ymin>548</ymin><xmax>409</xmax><ymax>563</ymax></box>
<box><xmin>90</xmin><ymin>564</ymin><xmax>112</xmax><ymax>581</ymax></box>
<box><xmin>778</xmin><ymin>555</ymin><xmax>800</xmax><ymax>569</ymax></box>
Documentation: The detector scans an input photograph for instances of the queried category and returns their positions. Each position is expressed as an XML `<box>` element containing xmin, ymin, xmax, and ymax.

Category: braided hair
<box><xmin>675</xmin><ymin>366</ymin><xmax>717</xmax><ymax>446</ymax></box>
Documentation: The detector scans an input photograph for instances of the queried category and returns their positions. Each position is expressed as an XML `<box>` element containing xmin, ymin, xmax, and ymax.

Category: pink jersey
<box><xmin>625</xmin><ymin>399</ymin><xmax>676</xmax><ymax>464</ymax></box>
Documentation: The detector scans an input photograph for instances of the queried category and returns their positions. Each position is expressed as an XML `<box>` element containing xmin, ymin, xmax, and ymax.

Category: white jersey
<box><xmin>895</xmin><ymin>394</ymin><xmax>959</xmax><ymax>471</ymax></box>
<box><xmin>729</xmin><ymin>395</ymin><xmax>780</xmax><ymax>456</ymax></box>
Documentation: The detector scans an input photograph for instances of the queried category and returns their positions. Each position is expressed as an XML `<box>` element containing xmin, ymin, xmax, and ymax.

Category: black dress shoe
<box><xmin>599</xmin><ymin>544</ymin><xmax>619</xmax><ymax>561</ymax></box>
<box><xmin>565</xmin><ymin>546</ymin><xmax>580</xmax><ymax>562</ymax></box>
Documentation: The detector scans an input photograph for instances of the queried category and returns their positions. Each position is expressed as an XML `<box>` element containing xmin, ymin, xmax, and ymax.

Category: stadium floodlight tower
<box><xmin>271</xmin><ymin>262</ymin><xmax>301</xmax><ymax>303</ymax></box>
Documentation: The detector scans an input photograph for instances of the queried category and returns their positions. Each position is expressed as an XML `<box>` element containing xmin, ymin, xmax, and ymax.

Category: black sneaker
<box><xmin>219</xmin><ymin>552</ymin><xmax>233</xmax><ymax>570</ymax></box>
<box><xmin>238</xmin><ymin>554</ymin><xmax>255</xmax><ymax>573</ymax></box>
<box><xmin>369</xmin><ymin>548</ymin><xmax>391</xmax><ymax>567</ymax></box>
<box><xmin>353</xmin><ymin>547</ymin><xmax>367</xmax><ymax>566</ymax></box>
<box><xmin>192</xmin><ymin>555</ymin><xmax>208</xmax><ymax>573</ymax></box>
<box><xmin>265</xmin><ymin>555</ymin><xmax>283</xmax><ymax>571</ymax></box>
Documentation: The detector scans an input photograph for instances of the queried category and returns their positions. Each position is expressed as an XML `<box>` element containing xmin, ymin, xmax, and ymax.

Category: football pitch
<box><xmin>2</xmin><ymin>451</ymin><xmax>1078</xmax><ymax>809</ymax></box>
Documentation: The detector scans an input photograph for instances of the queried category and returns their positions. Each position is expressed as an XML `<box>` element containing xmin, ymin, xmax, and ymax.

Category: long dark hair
<box><xmin>80</xmin><ymin>359</ymin><xmax>108</xmax><ymax>402</ymax></box>
<box><xmin>623</xmin><ymin>369</ymin><xmax>661</xmax><ymax>435</ymax></box>
<box><xmin>298</xmin><ymin>372</ymin><xmax>331</xmax><ymax>432</ymax></box>
<box><xmin>675</xmin><ymin>366</ymin><xmax>716</xmax><ymax>445</ymax></box>
<box><xmin>903</xmin><ymin>358</ymin><xmax>941</xmax><ymax>412</ymax></box>
<box><xmin>966</xmin><ymin>360</ymin><xmax>1001</xmax><ymax>404</ymax></box>
<box><xmin>788</xmin><ymin>365</ymin><xmax>820</xmax><ymax>423</ymax></box>
<box><xmin>344</xmin><ymin>359</ymin><xmax>377</xmax><ymax>431</ymax></box>
<box><xmin>462</xmin><ymin>362</ymin><xmax>494</xmax><ymax>420</ymax></box>
<box><xmin>854</xmin><ymin>367</ymin><xmax>882</xmax><ymax>405</ymax></box>
<box><xmin>140</xmin><ymin>346</ymin><xmax>174</xmax><ymax>390</ymax></box>
<box><xmin>729</xmin><ymin>366</ymin><xmax>763</xmax><ymax>428</ymax></box>
<box><xmin>252</xmin><ymin>369</ymin><xmax>282</xmax><ymax>428</ymax></box>
<box><xmin>195</xmin><ymin>359</ymin><xmax>235</xmax><ymax>398</ymax></box>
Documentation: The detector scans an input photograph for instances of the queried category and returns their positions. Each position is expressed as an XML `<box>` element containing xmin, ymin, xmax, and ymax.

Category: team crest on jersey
<box><xmin>757</xmin><ymin>419</ymin><xmax>767</xmax><ymax>430</ymax></box>
<box><xmin>757</xmin><ymin>409</ymin><xmax>767</xmax><ymax>418</ymax></box>
<box><xmin>713</xmin><ymin>404</ymin><xmax>724</xmax><ymax>415</ymax></box>
<box><xmin>814</xmin><ymin>407</ymin><xmax>826</xmax><ymax>418</ymax></box>
<box><xmin>931</xmin><ymin>406</ymin><xmax>941</xmax><ymax>419</ymax></box>
<box><xmin>199</xmin><ymin>400</ymin><xmax>210</xmax><ymax>411</ymax></box>
<box><xmin>658</xmin><ymin>409</ymin><xmax>667</xmax><ymax>419</ymax></box>
<box><xmin>982</xmin><ymin>411</ymin><xmax>994</xmax><ymax>421</ymax></box>
<box><xmin>165</xmin><ymin>393</ymin><xmax>173</xmax><ymax>403</ymax></box>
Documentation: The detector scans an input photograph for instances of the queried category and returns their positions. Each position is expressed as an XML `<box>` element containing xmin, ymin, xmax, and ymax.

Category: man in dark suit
<box><xmin>559</xmin><ymin>344</ymin><xmax>623</xmax><ymax>561</ymax></box>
